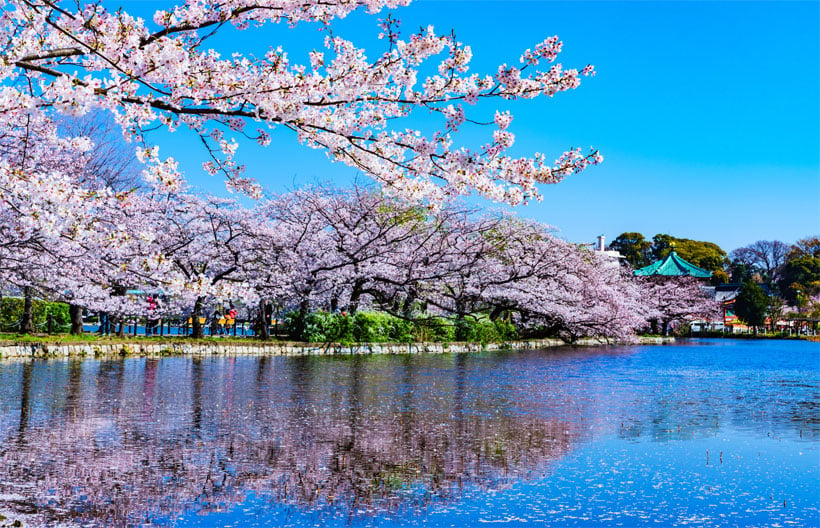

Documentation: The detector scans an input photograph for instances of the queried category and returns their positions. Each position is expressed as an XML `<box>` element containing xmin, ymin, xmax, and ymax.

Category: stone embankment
<box><xmin>0</xmin><ymin>336</ymin><xmax>674</xmax><ymax>360</ymax></box>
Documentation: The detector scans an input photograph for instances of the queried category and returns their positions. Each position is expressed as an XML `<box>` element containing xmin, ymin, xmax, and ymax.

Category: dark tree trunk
<box><xmin>401</xmin><ymin>291</ymin><xmax>417</xmax><ymax>320</ymax></box>
<box><xmin>454</xmin><ymin>300</ymin><xmax>468</xmax><ymax>341</ymax></box>
<box><xmin>292</xmin><ymin>299</ymin><xmax>310</xmax><ymax>341</ymax></box>
<box><xmin>192</xmin><ymin>296</ymin><xmax>204</xmax><ymax>339</ymax></box>
<box><xmin>111</xmin><ymin>286</ymin><xmax>126</xmax><ymax>337</ymax></box>
<box><xmin>19</xmin><ymin>286</ymin><xmax>34</xmax><ymax>334</ymax></box>
<box><xmin>256</xmin><ymin>299</ymin><xmax>270</xmax><ymax>341</ymax></box>
<box><xmin>348</xmin><ymin>279</ymin><xmax>365</xmax><ymax>314</ymax></box>
<box><xmin>69</xmin><ymin>304</ymin><xmax>84</xmax><ymax>335</ymax></box>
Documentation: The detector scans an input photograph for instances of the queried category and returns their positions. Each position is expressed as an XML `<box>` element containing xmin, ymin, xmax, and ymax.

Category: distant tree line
<box><xmin>609</xmin><ymin>232</ymin><xmax>820</xmax><ymax>330</ymax></box>
<box><xmin>608</xmin><ymin>232</ymin><xmax>729</xmax><ymax>282</ymax></box>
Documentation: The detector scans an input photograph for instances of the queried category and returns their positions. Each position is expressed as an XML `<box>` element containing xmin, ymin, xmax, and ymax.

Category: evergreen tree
<box><xmin>609</xmin><ymin>232</ymin><xmax>652</xmax><ymax>268</ymax></box>
<box><xmin>734</xmin><ymin>281</ymin><xmax>769</xmax><ymax>333</ymax></box>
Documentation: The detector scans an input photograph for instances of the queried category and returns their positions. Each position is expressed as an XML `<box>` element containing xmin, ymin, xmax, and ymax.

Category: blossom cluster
<box><xmin>1</xmin><ymin>0</ymin><xmax>599</xmax><ymax>204</ymax></box>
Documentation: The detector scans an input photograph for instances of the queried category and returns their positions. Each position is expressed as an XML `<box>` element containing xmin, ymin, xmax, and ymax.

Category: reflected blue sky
<box><xmin>0</xmin><ymin>339</ymin><xmax>817</xmax><ymax>526</ymax></box>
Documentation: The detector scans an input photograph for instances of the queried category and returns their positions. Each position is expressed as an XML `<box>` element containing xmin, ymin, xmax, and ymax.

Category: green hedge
<box><xmin>455</xmin><ymin>315</ymin><xmax>518</xmax><ymax>343</ymax></box>
<box><xmin>0</xmin><ymin>297</ymin><xmax>70</xmax><ymax>332</ymax></box>
<box><xmin>285</xmin><ymin>310</ymin><xmax>518</xmax><ymax>344</ymax></box>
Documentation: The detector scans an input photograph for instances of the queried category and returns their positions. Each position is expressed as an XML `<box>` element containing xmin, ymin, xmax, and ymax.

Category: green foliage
<box><xmin>285</xmin><ymin>310</ymin><xmax>349</xmax><ymax>343</ymax></box>
<box><xmin>730</xmin><ymin>262</ymin><xmax>754</xmax><ymax>284</ymax></box>
<box><xmin>285</xmin><ymin>310</ymin><xmax>518</xmax><ymax>344</ymax></box>
<box><xmin>652</xmin><ymin>234</ymin><xmax>727</xmax><ymax>275</ymax></box>
<box><xmin>734</xmin><ymin>281</ymin><xmax>769</xmax><ymax>328</ymax></box>
<box><xmin>710</xmin><ymin>270</ymin><xmax>729</xmax><ymax>285</ymax></box>
<box><xmin>352</xmin><ymin>311</ymin><xmax>415</xmax><ymax>343</ymax></box>
<box><xmin>0</xmin><ymin>297</ymin><xmax>70</xmax><ymax>332</ymax></box>
<box><xmin>414</xmin><ymin>317</ymin><xmax>456</xmax><ymax>342</ymax></box>
<box><xmin>609</xmin><ymin>232</ymin><xmax>652</xmax><ymax>268</ymax></box>
<box><xmin>789</xmin><ymin>236</ymin><xmax>820</xmax><ymax>259</ymax></box>
<box><xmin>286</xmin><ymin>310</ymin><xmax>417</xmax><ymax>343</ymax></box>
<box><xmin>454</xmin><ymin>315</ymin><xmax>518</xmax><ymax>343</ymax></box>
<box><xmin>777</xmin><ymin>255</ymin><xmax>820</xmax><ymax>305</ymax></box>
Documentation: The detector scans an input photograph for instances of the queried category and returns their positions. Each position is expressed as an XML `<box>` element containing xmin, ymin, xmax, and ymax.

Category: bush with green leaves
<box><xmin>286</xmin><ymin>309</ymin><xmax>517</xmax><ymax>344</ymax></box>
<box><xmin>352</xmin><ymin>311</ymin><xmax>415</xmax><ymax>343</ymax></box>
<box><xmin>455</xmin><ymin>315</ymin><xmax>518</xmax><ymax>343</ymax></box>
<box><xmin>285</xmin><ymin>310</ymin><xmax>351</xmax><ymax>343</ymax></box>
<box><xmin>0</xmin><ymin>297</ymin><xmax>70</xmax><ymax>332</ymax></box>
<box><xmin>414</xmin><ymin>317</ymin><xmax>456</xmax><ymax>342</ymax></box>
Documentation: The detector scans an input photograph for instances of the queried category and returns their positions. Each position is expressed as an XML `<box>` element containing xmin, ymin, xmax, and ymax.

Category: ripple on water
<box><xmin>0</xmin><ymin>339</ymin><xmax>815</xmax><ymax>527</ymax></box>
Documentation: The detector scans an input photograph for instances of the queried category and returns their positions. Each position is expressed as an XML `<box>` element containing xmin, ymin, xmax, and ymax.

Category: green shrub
<box><xmin>351</xmin><ymin>311</ymin><xmax>415</xmax><ymax>343</ymax></box>
<box><xmin>285</xmin><ymin>310</ymin><xmax>350</xmax><ymax>343</ymax></box>
<box><xmin>0</xmin><ymin>297</ymin><xmax>70</xmax><ymax>332</ymax></box>
<box><xmin>455</xmin><ymin>315</ymin><xmax>518</xmax><ymax>343</ymax></box>
<box><xmin>493</xmin><ymin>319</ymin><xmax>518</xmax><ymax>341</ymax></box>
<box><xmin>285</xmin><ymin>309</ymin><xmax>518</xmax><ymax>344</ymax></box>
<box><xmin>352</xmin><ymin>311</ymin><xmax>386</xmax><ymax>342</ymax></box>
<box><xmin>413</xmin><ymin>316</ymin><xmax>455</xmax><ymax>342</ymax></box>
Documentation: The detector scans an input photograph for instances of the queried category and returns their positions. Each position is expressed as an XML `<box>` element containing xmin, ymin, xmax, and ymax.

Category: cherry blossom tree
<box><xmin>637</xmin><ymin>277</ymin><xmax>720</xmax><ymax>335</ymax></box>
<box><xmin>2</xmin><ymin>0</ymin><xmax>600</xmax><ymax>204</ymax></box>
<box><xmin>446</xmin><ymin>217</ymin><xmax>645</xmax><ymax>341</ymax></box>
<box><xmin>247</xmin><ymin>187</ymin><xmax>651</xmax><ymax>342</ymax></box>
<box><xmin>152</xmin><ymin>193</ymin><xmax>261</xmax><ymax>337</ymax></box>
<box><xmin>0</xmin><ymin>111</ymin><xmax>115</xmax><ymax>332</ymax></box>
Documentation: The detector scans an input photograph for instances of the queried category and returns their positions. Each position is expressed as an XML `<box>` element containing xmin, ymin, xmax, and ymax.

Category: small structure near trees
<box><xmin>633</xmin><ymin>246</ymin><xmax>713</xmax><ymax>279</ymax></box>
<box><xmin>632</xmin><ymin>245</ymin><xmax>718</xmax><ymax>335</ymax></box>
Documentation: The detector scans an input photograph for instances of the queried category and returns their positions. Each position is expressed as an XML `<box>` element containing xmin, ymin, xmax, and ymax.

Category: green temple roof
<box><xmin>633</xmin><ymin>250</ymin><xmax>713</xmax><ymax>278</ymax></box>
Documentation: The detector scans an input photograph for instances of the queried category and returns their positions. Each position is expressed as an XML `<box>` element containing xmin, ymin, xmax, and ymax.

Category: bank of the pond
<box><xmin>0</xmin><ymin>336</ymin><xmax>674</xmax><ymax>359</ymax></box>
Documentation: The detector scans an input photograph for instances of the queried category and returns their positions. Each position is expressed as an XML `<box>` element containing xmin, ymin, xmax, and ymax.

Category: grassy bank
<box><xmin>0</xmin><ymin>333</ymin><xmax>277</xmax><ymax>346</ymax></box>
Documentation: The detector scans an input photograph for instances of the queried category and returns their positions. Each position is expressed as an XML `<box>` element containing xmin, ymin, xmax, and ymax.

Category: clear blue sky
<box><xmin>132</xmin><ymin>0</ymin><xmax>820</xmax><ymax>253</ymax></box>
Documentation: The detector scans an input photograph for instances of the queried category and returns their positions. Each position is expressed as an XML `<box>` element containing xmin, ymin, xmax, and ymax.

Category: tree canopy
<box><xmin>777</xmin><ymin>255</ymin><xmax>820</xmax><ymax>307</ymax></box>
<box><xmin>729</xmin><ymin>240</ymin><xmax>790</xmax><ymax>286</ymax></box>
<box><xmin>0</xmin><ymin>0</ymin><xmax>600</xmax><ymax>204</ymax></box>
<box><xmin>609</xmin><ymin>232</ymin><xmax>727</xmax><ymax>280</ymax></box>
<box><xmin>650</xmin><ymin>235</ymin><xmax>727</xmax><ymax>275</ymax></box>
<box><xmin>734</xmin><ymin>281</ymin><xmax>769</xmax><ymax>330</ymax></box>
<box><xmin>608</xmin><ymin>232</ymin><xmax>652</xmax><ymax>269</ymax></box>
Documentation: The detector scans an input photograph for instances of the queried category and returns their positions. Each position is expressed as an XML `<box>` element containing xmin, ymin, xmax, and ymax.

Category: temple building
<box><xmin>633</xmin><ymin>248</ymin><xmax>712</xmax><ymax>278</ymax></box>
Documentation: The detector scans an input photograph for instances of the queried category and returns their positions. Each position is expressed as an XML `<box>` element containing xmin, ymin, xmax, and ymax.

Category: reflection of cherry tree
<box><xmin>0</xmin><ymin>356</ymin><xmax>581</xmax><ymax>526</ymax></box>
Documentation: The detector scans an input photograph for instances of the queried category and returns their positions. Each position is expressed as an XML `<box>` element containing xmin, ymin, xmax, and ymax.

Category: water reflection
<box><xmin>0</xmin><ymin>340</ymin><xmax>817</xmax><ymax>527</ymax></box>
<box><xmin>0</xmin><ymin>354</ymin><xmax>579</xmax><ymax>527</ymax></box>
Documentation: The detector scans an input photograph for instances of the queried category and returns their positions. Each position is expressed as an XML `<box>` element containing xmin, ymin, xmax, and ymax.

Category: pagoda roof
<box><xmin>633</xmin><ymin>250</ymin><xmax>713</xmax><ymax>278</ymax></box>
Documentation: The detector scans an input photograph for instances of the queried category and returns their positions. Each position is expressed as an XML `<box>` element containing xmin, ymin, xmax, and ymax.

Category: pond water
<box><xmin>0</xmin><ymin>339</ymin><xmax>817</xmax><ymax>527</ymax></box>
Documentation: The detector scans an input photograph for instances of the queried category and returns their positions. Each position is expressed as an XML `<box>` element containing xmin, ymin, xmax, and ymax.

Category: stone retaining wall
<box><xmin>0</xmin><ymin>336</ymin><xmax>673</xmax><ymax>360</ymax></box>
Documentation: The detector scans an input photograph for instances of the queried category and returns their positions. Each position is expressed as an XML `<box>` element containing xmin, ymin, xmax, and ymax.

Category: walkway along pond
<box><xmin>0</xmin><ymin>338</ymin><xmax>817</xmax><ymax>527</ymax></box>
